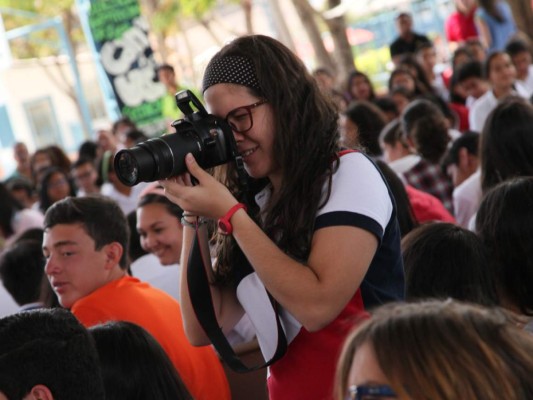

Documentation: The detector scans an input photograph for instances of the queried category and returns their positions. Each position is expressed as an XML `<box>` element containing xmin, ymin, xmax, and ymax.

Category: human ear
<box><xmin>23</xmin><ymin>385</ymin><xmax>54</xmax><ymax>400</ymax></box>
<box><xmin>458</xmin><ymin>147</ymin><xmax>469</xmax><ymax>171</ymax></box>
<box><xmin>103</xmin><ymin>242</ymin><xmax>123</xmax><ymax>270</ymax></box>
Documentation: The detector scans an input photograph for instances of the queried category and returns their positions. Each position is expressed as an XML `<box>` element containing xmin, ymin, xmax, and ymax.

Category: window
<box><xmin>0</xmin><ymin>105</ymin><xmax>15</xmax><ymax>148</ymax></box>
<box><xmin>23</xmin><ymin>97</ymin><xmax>63</xmax><ymax>148</ymax></box>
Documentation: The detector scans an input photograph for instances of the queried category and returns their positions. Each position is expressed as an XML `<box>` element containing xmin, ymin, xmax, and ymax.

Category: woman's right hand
<box><xmin>160</xmin><ymin>153</ymin><xmax>238</xmax><ymax>219</ymax></box>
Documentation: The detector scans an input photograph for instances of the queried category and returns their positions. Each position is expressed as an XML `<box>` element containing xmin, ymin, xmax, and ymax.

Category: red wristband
<box><xmin>217</xmin><ymin>203</ymin><xmax>247</xmax><ymax>235</ymax></box>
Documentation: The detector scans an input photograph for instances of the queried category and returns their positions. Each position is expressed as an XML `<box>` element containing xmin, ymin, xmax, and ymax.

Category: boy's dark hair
<box><xmin>505</xmin><ymin>39</ymin><xmax>531</xmax><ymax>57</ymax></box>
<box><xmin>44</xmin><ymin>196</ymin><xmax>130</xmax><ymax>269</ymax></box>
<box><xmin>456</xmin><ymin>60</ymin><xmax>484</xmax><ymax>83</ymax></box>
<box><xmin>112</xmin><ymin>116</ymin><xmax>136</xmax><ymax>136</ymax></box>
<box><xmin>125</xmin><ymin>129</ymin><xmax>149</xmax><ymax>145</ymax></box>
<box><xmin>0</xmin><ymin>239</ymin><xmax>45</xmax><ymax>306</ymax></box>
<box><xmin>78</xmin><ymin>140</ymin><xmax>98</xmax><ymax>162</ymax></box>
<box><xmin>72</xmin><ymin>157</ymin><xmax>96</xmax><ymax>170</ymax></box>
<box><xmin>402</xmin><ymin>222</ymin><xmax>499</xmax><ymax>305</ymax></box>
<box><xmin>373</xmin><ymin>96</ymin><xmax>399</xmax><ymax>118</ymax></box>
<box><xmin>0</xmin><ymin>308</ymin><xmax>105</xmax><ymax>399</ymax></box>
<box><xmin>156</xmin><ymin>63</ymin><xmax>175</xmax><ymax>74</ymax></box>
<box><xmin>442</xmin><ymin>131</ymin><xmax>480</xmax><ymax>169</ymax></box>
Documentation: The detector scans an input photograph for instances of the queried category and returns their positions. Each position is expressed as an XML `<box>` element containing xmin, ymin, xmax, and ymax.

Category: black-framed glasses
<box><xmin>346</xmin><ymin>384</ymin><xmax>396</xmax><ymax>400</ymax></box>
<box><xmin>224</xmin><ymin>99</ymin><xmax>268</xmax><ymax>133</ymax></box>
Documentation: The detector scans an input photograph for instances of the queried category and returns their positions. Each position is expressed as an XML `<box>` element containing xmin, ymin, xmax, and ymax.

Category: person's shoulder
<box><xmin>390</xmin><ymin>37</ymin><xmax>404</xmax><ymax>53</ymax></box>
<box><xmin>413</xmin><ymin>32</ymin><xmax>431</xmax><ymax>42</ymax></box>
<box><xmin>470</xmin><ymin>90</ymin><xmax>492</xmax><ymax>110</ymax></box>
<box><xmin>336</xmin><ymin>150</ymin><xmax>377</xmax><ymax>173</ymax></box>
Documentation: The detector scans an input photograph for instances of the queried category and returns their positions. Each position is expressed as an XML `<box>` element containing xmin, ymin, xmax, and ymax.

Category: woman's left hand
<box><xmin>159</xmin><ymin>153</ymin><xmax>239</xmax><ymax>219</ymax></box>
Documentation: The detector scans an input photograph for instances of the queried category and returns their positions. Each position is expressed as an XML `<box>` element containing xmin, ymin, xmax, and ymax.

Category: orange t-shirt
<box><xmin>72</xmin><ymin>276</ymin><xmax>230</xmax><ymax>400</ymax></box>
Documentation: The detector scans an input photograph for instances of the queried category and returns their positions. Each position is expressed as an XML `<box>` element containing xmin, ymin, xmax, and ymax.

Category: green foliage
<box><xmin>147</xmin><ymin>0</ymin><xmax>235</xmax><ymax>34</ymax></box>
<box><xmin>353</xmin><ymin>45</ymin><xmax>391</xmax><ymax>90</ymax></box>
<box><xmin>1</xmin><ymin>0</ymin><xmax>83</xmax><ymax>59</ymax></box>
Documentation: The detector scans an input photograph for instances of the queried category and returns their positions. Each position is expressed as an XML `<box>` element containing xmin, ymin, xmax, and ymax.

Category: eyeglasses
<box><xmin>346</xmin><ymin>385</ymin><xmax>396</xmax><ymax>400</ymax></box>
<box><xmin>48</xmin><ymin>178</ymin><xmax>68</xmax><ymax>189</ymax></box>
<box><xmin>224</xmin><ymin>99</ymin><xmax>267</xmax><ymax>133</ymax></box>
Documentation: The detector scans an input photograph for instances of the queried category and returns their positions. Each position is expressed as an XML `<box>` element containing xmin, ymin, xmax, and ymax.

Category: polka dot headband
<box><xmin>202</xmin><ymin>56</ymin><xmax>262</xmax><ymax>93</ymax></box>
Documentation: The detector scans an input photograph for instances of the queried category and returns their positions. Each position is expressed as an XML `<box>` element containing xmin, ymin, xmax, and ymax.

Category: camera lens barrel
<box><xmin>114</xmin><ymin>133</ymin><xmax>201</xmax><ymax>187</ymax></box>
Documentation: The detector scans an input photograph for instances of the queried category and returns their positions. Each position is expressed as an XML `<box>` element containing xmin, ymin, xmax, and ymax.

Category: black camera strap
<box><xmin>187</xmin><ymin>228</ymin><xmax>288</xmax><ymax>372</ymax></box>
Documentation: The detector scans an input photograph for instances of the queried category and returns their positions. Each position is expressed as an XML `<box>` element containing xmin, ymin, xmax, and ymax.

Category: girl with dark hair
<box><xmin>38</xmin><ymin>167</ymin><xmax>76</xmax><ymax>214</ymax></box>
<box><xmin>476</xmin><ymin>177</ymin><xmax>533</xmax><ymax>322</ymax></box>
<box><xmin>475</xmin><ymin>0</ymin><xmax>517</xmax><ymax>52</ymax></box>
<box><xmin>137</xmin><ymin>189</ymin><xmax>184</xmax><ymax>267</ymax></box>
<box><xmin>388</xmin><ymin>67</ymin><xmax>420</xmax><ymax>97</ymax></box>
<box><xmin>341</xmin><ymin>101</ymin><xmax>387</xmax><ymax>156</ymax></box>
<box><xmin>345</xmin><ymin>71</ymin><xmax>376</xmax><ymax>103</ymax></box>
<box><xmin>469</xmin><ymin>51</ymin><xmax>529</xmax><ymax>131</ymax></box>
<box><xmin>129</xmin><ymin>188</ymin><xmax>183</xmax><ymax>304</ymax></box>
<box><xmin>90</xmin><ymin>321</ymin><xmax>193</xmax><ymax>400</ymax></box>
<box><xmin>480</xmin><ymin>97</ymin><xmax>533</xmax><ymax>193</ymax></box>
<box><xmin>397</xmin><ymin>54</ymin><xmax>435</xmax><ymax>95</ymax></box>
<box><xmin>161</xmin><ymin>35</ymin><xmax>404</xmax><ymax>400</ymax></box>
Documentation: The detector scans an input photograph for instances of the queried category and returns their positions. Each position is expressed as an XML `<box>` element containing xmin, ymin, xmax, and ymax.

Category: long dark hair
<box><xmin>39</xmin><ymin>167</ymin><xmax>77</xmax><ymax>214</ymax></box>
<box><xmin>346</xmin><ymin>71</ymin><xmax>376</xmax><ymax>102</ymax></box>
<box><xmin>90</xmin><ymin>321</ymin><xmax>193</xmax><ymax>400</ymax></box>
<box><xmin>344</xmin><ymin>101</ymin><xmax>387</xmax><ymax>156</ymax></box>
<box><xmin>210</xmin><ymin>35</ymin><xmax>340</xmax><ymax>282</ymax></box>
<box><xmin>476</xmin><ymin>177</ymin><xmax>533</xmax><ymax>315</ymax></box>
<box><xmin>480</xmin><ymin>97</ymin><xmax>533</xmax><ymax>193</ymax></box>
<box><xmin>0</xmin><ymin>182</ymin><xmax>24</xmax><ymax>239</ymax></box>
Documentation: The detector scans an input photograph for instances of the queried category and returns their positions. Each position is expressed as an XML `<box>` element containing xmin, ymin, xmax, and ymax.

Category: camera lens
<box><xmin>115</xmin><ymin>151</ymin><xmax>140</xmax><ymax>186</ymax></box>
<box><xmin>113</xmin><ymin>133</ymin><xmax>202</xmax><ymax>186</ymax></box>
<box><xmin>114</xmin><ymin>143</ymin><xmax>160</xmax><ymax>186</ymax></box>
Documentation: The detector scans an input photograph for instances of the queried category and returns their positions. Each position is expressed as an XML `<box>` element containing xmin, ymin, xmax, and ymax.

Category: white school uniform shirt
<box><xmin>453</xmin><ymin>169</ymin><xmax>482</xmax><ymax>229</ymax></box>
<box><xmin>468</xmin><ymin>85</ymin><xmax>529</xmax><ymax>132</ymax></box>
<box><xmin>517</xmin><ymin>65</ymin><xmax>533</xmax><ymax>97</ymax></box>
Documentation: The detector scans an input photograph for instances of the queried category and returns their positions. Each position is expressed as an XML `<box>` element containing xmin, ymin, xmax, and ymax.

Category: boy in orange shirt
<box><xmin>43</xmin><ymin>196</ymin><xmax>230</xmax><ymax>400</ymax></box>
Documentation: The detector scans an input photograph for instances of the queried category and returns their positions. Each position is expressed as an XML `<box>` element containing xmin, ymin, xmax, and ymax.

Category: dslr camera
<box><xmin>114</xmin><ymin>90</ymin><xmax>243</xmax><ymax>186</ymax></box>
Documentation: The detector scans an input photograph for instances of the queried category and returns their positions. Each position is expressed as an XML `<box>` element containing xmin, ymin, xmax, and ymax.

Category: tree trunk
<box><xmin>267</xmin><ymin>0</ymin><xmax>297</xmax><ymax>52</ymax></box>
<box><xmin>242</xmin><ymin>0</ymin><xmax>254</xmax><ymax>34</ymax></box>
<box><xmin>198</xmin><ymin>18</ymin><xmax>223</xmax><ymax>46</ymax></box>
<box><xmin>175</xmin><ymin>17</ymin><xmax>198</xmax><ymax>88</ymax></box>
<box><xmin>139</xmin><ymin>0</ymin><xmax>168</xmax><ymax>62</ymax></box>
<box><xmin>322</xmin><ymin>0</ymin><xmax>355</xmax><ymax>87</ymax></box>
<box><xmin>507</xmin><ymin>0</ymin><xmax>533</xmax><ymax>41</ymax></box>
<box><xmin>291</xmin><ymin>0</ymin><xmax>335</xmax><ymax>72</ymax></box>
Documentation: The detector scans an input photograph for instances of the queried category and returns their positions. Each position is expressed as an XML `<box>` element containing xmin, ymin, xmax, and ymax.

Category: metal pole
<box><xmin>54</xmin><ymin>17</ymin><xmax>94</xmax><ymax>139</ymax></box>
<box><xmin>5</xmin><ymin>16</ymin><xmax>95</xmax><ymax>139</ymax></box>
<box><xmin>76</xmin><ymin>0</ymin><xmax>120</xmax><ymax>123</ymax></box>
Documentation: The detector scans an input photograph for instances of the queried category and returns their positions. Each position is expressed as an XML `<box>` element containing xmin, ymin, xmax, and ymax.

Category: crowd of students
<box><xmin>1</xmin><ymin>5</ymin><xmax>533</xmax><ymax>399</ymax></box>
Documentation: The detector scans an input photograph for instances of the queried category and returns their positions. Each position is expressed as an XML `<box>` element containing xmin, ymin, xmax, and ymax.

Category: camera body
<box><xmin>114</xmin><ymin>90</ymin><xmax>239</xmax><ymax>186</ymax></box>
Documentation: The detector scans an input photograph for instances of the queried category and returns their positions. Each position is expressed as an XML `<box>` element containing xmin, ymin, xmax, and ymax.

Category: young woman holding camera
<box><xmin>161</xmin><ymin>35</ymin><xmax>404</xmax><ymax>400</ymax></box>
